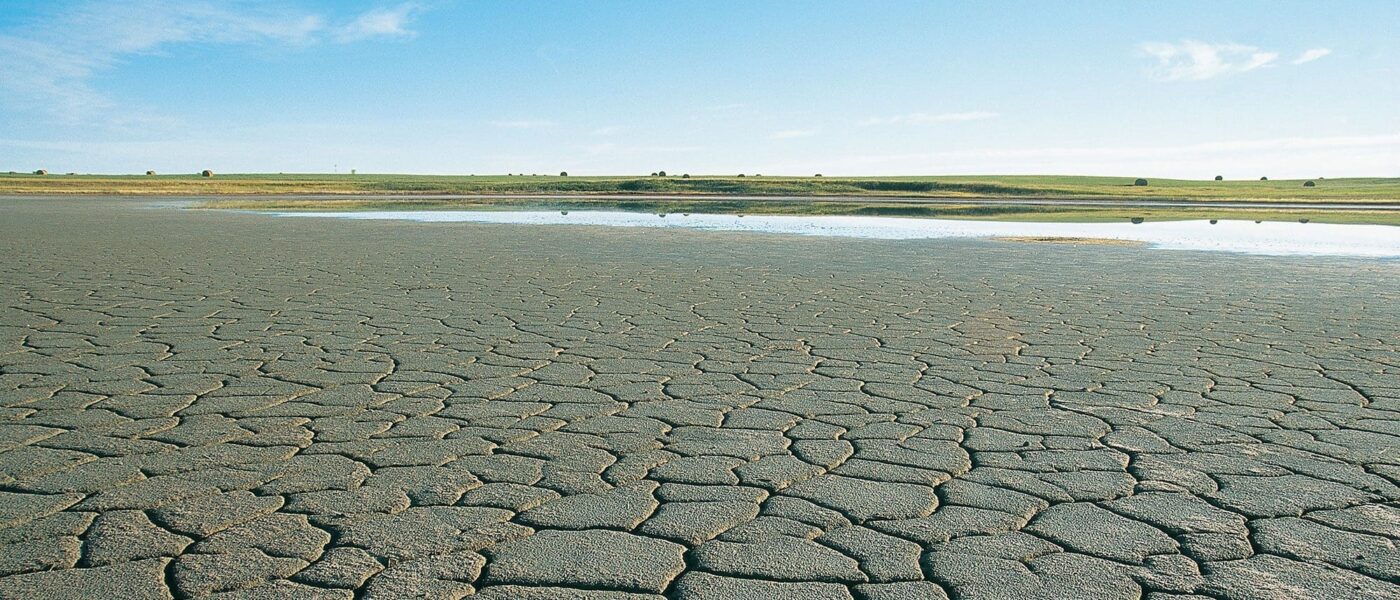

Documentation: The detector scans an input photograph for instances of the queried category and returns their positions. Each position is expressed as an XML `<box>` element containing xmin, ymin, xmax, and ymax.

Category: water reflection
<box><xmin>266</xmin><ymin>210</ymin><xmax>1400</xmax><ymax>258</ymax></box>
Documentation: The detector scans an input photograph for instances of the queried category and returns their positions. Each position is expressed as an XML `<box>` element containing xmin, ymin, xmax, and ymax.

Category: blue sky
<box><xmin>1</xmin><ymin>1</ymin><xmax>1397</xmax><ymax>177</ymax></box>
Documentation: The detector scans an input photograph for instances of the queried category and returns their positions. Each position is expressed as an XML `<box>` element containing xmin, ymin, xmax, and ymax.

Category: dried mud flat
<box><xmin>1</xmin><ymin>196</ymin><xmax>1397</xmax><ymax>600</ymax></box>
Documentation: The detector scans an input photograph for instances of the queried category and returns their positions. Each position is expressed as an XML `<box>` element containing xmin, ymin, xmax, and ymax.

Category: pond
<box><xmin>266</xmin><ymin>210</ymin><xmax>1400</xmax><ymax>258</ymax></box>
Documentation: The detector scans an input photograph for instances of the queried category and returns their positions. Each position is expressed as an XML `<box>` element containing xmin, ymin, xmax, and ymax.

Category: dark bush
<box><xmin>852</xmin><ymin>181</ymin><xmax>937</xmax><ymax>193</ymax></box>
<box><xmin>1303</xmin><ymin>180</ymin><xmax>1315</xmax><ymax>187</ymax></box>
<box><xmin>1134</xmin><ymin>178</ymin><xmax>1148</xmax><ymax>186</ymax></box>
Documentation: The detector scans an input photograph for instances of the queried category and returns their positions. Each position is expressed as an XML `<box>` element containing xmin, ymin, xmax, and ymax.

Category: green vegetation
<box><xmin>4</xmin><ymin>172</ymin><xmax>1400</xmax><ymax>202</ymax></box>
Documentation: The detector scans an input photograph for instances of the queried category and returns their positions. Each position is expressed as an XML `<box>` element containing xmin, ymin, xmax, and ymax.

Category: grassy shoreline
<box><xmin>200</xmin><ymin>197</ymin><xmax>1400</xmax><ymax>225</ymax></box>
<box><xmin>8</xmin><ymin>173</ymin><xmax>1398</xmax><ymax>224</ymax></box>
<box><xmin>5</xmin><ymin>172</ymin><xmax>1400</xmax><ymax>201</ymax></box>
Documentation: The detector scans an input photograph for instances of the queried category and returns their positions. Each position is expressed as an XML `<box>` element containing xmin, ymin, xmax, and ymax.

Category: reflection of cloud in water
<box><xmin>267</xmin><ymin>211</ymin><xmax>1400</xmax><ymax>258</ymax></box>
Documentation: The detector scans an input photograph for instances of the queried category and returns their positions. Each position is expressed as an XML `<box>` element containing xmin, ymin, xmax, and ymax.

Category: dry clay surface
<box><xmin>1</xmin><ymin>197</ymin><xmax>1398</xmax><ymax>599</ymax></box>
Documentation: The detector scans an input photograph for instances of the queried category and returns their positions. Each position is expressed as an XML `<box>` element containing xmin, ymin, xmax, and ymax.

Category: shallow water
<box><xmin>266</xmin><ymin>210</ymin><xmax>1400</xmax><ymax>258</ymax></box>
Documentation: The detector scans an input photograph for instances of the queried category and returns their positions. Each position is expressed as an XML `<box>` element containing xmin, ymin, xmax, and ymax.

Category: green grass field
<box><xmin>5</xmin><ymin>172</ymin><xmax>1400</xmax><ymax>201</ymax></box>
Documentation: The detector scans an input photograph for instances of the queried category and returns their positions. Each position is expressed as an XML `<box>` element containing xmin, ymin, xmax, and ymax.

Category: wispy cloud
<box><xmin>334</xmin><ymin>4</ymin><xmax>420</xmax><ymax>42</ymax></box>
<box><xmin>770</xmin><ymin>129</ymin><xmax>818</xmax><ymax>140</ymax></box>
<box><xmin>583</xmin><ymin>142</ymin><xmax>704</xmax><ymax>156</ymax></box>
<box><xmin>0</xmin><ymin>1</ymin><xmax>422</xmax><ymax>122</ymax></box>
<box><xmin>492</xmin><ymin>120</ymin><xmax>557</xmax><ymax>129</ymax></box>
<box><xmin>1293</xmin><ymin>47</ymin><xmax>1332</xmax><ymax>65</ymax></box>
<box><xmin>859</xmin><ymin>111</ymin><xmax>998</xmax><ymax>126</ymax></box>
<box><xmin>1138</xmin><ymin>40</ymin><xmax>1279</xmax><ymax>81</ymax></box>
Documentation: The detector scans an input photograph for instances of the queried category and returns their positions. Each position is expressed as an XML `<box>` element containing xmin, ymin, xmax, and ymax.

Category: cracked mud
<box><xmin>1</xmin><ymin>197</ymin><xmax>1397</xmax><ymax>599</ymax></box>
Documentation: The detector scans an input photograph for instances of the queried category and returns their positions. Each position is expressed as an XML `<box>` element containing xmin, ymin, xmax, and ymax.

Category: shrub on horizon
<box><xmin>1133</xmin><ymin>178</ymin><xmax>1148</xmax><ymax>186</ymax></box>
<box><xmin>1303</xmin><ymin>180</ymin><xmax>1316</xmax><ymax>187</ymax></box>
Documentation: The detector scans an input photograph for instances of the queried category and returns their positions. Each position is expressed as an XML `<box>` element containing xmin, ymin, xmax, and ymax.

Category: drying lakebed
<box><xmin>0</xmin><ymin>196</ymin><xmax>1396</xmax><ymax>599</ymax></box>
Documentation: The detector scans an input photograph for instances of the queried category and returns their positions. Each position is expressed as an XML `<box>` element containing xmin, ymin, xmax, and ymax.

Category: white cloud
<box><xmin>335</xmin><ymin>4</ymin><xmax>419</xmax><ymax>42</ymax></box>
<box><xmin>1139</xmin><ymin>40</ymin><xmax>1278</xmax><ymax>81</ymax></box>
<box><xmin>770</xmin><ymin>129</ymin><xmax>818</xmax><ymax>139</ymax></box>
<box><xmin>860</xmin><ymin>111</ymin><xmax>998</xmax><ymax>126</ymax></box>
<box><xmin>492</xmin><ymin>120</ymin><xmax>557</xmax><ymax>129</ymax></box>
<box><xmin>0</xmin><ymin>2</ymin><xmax>421</xmax><ymax>122</ymax></box>
<box><xmin>1293</xmin><ymin>48</ymin><xmax>1332</xmax><ymax>64</ymax></box>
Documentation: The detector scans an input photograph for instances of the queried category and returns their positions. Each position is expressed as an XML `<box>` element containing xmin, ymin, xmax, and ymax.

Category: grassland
<box><xmin>5</xmin><ymin>172</ymin><xmax>1400</xmax><ymax>201</ymax></box>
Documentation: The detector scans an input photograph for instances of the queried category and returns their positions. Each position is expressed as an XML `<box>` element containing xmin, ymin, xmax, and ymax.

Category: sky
<box><xmin>1</xmin><ymin>0</ymin><xmax>1397</xmax><ymax>178</ymax></box>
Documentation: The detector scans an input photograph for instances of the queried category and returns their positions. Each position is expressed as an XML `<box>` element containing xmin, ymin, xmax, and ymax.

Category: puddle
<box><xmin>264</xmin><ymin>210</ymin><xmax>1400</xmax><ymax>258</ymax></box>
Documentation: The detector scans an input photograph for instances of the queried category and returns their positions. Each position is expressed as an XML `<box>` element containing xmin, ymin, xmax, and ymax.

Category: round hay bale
<box><xmin>814</xmin><ymin>174</ymin><xmax>823</xmax><ymax>177</ymax></box>
<box><xmin>1209</xmin><ymin>219</ymin><xmax>1218</xmax><ymax>224</ymax></box>
<box><xmin>1130</xmin><ymin>217</ymin><xmax>1145</xmax><ymax>224</ymax></box>
<box><xmin>33</xmin><ymin>169</ymin><xmax>47</xmax><ymax>175</ymax></box>
<box><xmin>1259</xmin><ymin>176</ymin><xmax>1268</xmax><ymax>181</ymax></box>
<box><xmin>682</xmin><ymin>174</ymin><xmax>690</xmax><ymax>178</ymax></box>
<box><xmin>559</xmin><ymin>171</ymin><xmax>568</xmax><ymax>176</ymax></box>
<box><xmin>1214</xmin><ymin>175</ymin><xmax>1223</xmax><ymax>181</ymax></box>
<box><xmin>1303</xmin><ymin>180</ymin><xmax>1316</xmax><ymax>187</ymax></box>
<box><xmin>146</xmin><ymin>170</ymin><xmax>156</xmax><ymax>176</ymax></box>
<box><xmin>560</xmin><ymin>211</ymin><xmax>568</xmax><ymax>215</ymax></box>
<box><xmin>1133</xmin><ymin>178</ymin><xmax>1148</xmax><ymax>186</ymax></box>
<box><xmin>200</xmin><ymin>169</ymin><xmax>214</xmax><ymax>178</ymax></box>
